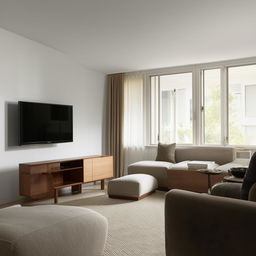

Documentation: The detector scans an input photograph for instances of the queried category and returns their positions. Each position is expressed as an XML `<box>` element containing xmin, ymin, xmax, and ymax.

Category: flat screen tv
<box><xmin>19</xmin><ymin>101</ymin><xmax>73</xmax><ymax>145</ymax></box>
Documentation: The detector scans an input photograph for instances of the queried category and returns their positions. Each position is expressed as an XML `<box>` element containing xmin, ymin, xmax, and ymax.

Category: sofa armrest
<box><xmin>248</xmin><ymin>183</ymin><xmax>256</xmax><ymax>201</ymax></box>
<box><xmin>211</xmin><ymin>182</ymin><xmax>242</xmax><ymax>199</ymax></box>
<box><xmin>165</xmin><ymin>189</ymin><xmax>256</xmax><ymax>256</ymax></box>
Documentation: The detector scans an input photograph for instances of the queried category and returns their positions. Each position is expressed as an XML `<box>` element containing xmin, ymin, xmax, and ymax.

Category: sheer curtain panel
<box><xmin>123</xmin><ymin>73</ymin><xmax>148</xmax><ymax>172</ymax></box>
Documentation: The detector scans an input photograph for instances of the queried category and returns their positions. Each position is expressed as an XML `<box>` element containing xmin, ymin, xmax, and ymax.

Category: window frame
<box><xmin>226</xmin><ymin>63</ymin><xmax>256</xmax><ymax>147</ymax></box>
<box><xmin>145</xmin><ymin>57</ymin><xmax>256</xmax><ymax>148</ymax></box>
<box><xmin>200</xmin><ymin>67</ymin><xmax>223</xmax><ymax>146</ymax></box>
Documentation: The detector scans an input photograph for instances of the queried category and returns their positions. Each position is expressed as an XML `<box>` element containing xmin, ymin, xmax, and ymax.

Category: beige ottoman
<box><xmin>108</xmin><ymin>174</ymin><xmax>158</xmax><ymax>200</ymax></box>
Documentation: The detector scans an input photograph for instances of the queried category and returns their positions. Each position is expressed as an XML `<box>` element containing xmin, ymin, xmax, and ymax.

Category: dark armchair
<box><xmin>165</xmin><ymin>189</ymin><xmax>256</xmax><ymax>256</ymax></box>
<box><xmin>211</xmin><ymin>152</ymin><xmax>256</xmax><ymax>201</ymax></box>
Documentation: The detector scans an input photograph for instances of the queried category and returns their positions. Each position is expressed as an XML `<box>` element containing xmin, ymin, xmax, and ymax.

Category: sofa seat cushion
<box><xmin>128</xmin><ymin>161</ymin><xmax>173</xmax><ymax>188</ymax></box>
<box><xmin>128</xmin><ymin>160</ymin><xmax>173</xmax><ymax>169</ymax></box>
<box><xmin>108</xmin><ymin>174</ymin><xmax>158</xmax><ymax>200</ymax></box>
<box><xmin>171</xmin><ymin>161</ymin><xmax>190</xmax><ymax>170</ymax></box>
<box><xmin>0</xmin><ymin>205</ymin><xmax>108</xmax><ymax>256</ymax></box>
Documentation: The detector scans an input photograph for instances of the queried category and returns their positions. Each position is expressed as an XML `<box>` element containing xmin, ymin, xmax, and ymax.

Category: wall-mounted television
<box><xmin>19</xmin><ymin>101</ymin><xmax>73</xmax><ymax>145</ymax></box>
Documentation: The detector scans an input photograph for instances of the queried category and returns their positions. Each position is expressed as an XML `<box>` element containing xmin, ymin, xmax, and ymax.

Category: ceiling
<box><xmin>0</xmin><ymin>0</ymin><xmax>256</xmax><ymax>74</ymax></box>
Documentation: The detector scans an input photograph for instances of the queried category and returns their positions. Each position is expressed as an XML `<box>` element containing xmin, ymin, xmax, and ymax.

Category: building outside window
<box><xmin>150</xmin><ymin>72</ymin><xmax>192</xmax><ymax>144</ymax></box>
<box><xmin>228</xmin><ymin>64</ymin><xmax>256</xmax><ymax>145</ymax></box>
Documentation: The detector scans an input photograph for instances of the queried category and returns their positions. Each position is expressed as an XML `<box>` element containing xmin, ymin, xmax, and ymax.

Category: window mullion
<box><xmin>201</xmin><ymin>70</ymin><xmax>205</xmax><ymax>145</ymax></box>
<box><xmin>158</xmin><ymin>75</ymin><xmax>161</xmax><ymax>143</ymax></box>
<box><xmin>194</xmin><ymin>68</ymin><xmax>201</xmax><ymax>145</ymax></box>
<box><xmin>173</xmin><ymin>89</ymin><xmax>176</xmax><ymax>142</ymax></box>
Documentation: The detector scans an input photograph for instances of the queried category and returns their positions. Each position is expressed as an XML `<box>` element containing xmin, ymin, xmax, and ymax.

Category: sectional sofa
<box><xmin>128</xmin><ymin>146</ymin><xmax>237</xmax><ymax>192</ymax></box>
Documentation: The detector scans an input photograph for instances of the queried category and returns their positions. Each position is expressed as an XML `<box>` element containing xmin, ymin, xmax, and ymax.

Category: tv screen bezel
<box><xmin>19</xmin><ymin>101</ymin><xmax>73</xmax><ymax>145</ymax></box>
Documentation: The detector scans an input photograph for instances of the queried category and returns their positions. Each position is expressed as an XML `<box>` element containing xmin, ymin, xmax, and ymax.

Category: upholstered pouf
<box><xmin>108</xmin><ymin>174</ymin><xmax>158</xmax><ymax>200</ymax></box>
<box><xmin>0</xmin><ymin>205</ymin><xmax>108</xmax><ymax>256</ymax></box>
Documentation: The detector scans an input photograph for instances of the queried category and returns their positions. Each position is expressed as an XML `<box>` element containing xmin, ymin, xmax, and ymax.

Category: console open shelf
<box><xmin>48</xmin><ymin>166</ymin><xmax>83</xmax><ymax>173</ymax></box>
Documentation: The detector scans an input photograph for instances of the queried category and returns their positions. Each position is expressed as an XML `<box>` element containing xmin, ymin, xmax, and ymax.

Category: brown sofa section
<box><xmin>165</xmin><ymin>189</ymin><xmax>256</xmax><ymax>256</ymax></box>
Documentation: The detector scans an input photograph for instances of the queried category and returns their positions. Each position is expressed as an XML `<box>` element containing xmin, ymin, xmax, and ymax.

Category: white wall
<box><xmin>0</xmin><ymin>28</ymin><xmax>107</xmax><ymax>204</ymax></box>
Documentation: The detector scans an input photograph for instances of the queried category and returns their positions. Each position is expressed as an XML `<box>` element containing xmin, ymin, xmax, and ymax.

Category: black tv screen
<box><xmin>19</xmin><ymin>101</ymin><xmax>73</xmax><ymax>145</ymax></box>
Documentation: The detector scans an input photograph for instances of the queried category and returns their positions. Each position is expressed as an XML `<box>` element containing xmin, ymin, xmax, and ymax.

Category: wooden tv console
<box><xmin>19</xmin><ymin>155</ymin><xmax>113</xmax><ymax>203</ymax></box>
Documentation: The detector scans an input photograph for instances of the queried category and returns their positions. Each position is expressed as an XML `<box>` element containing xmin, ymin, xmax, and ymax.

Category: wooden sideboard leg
<box><xmin>72</xmin><ymin>184</ymin><xmax>82</xmax><ymax>194</ymax></box>
<box><xmin>101</xmin><ymin>180</ymin><xmax>105</xmax><ymax>190</ymax></box>
<box><xmin>54</xmin><ymin>189</ymin><xmax>58</xmax><ymax>204</ymax></box>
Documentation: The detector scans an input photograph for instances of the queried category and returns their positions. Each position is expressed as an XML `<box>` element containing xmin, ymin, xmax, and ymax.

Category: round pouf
<box><xmin>108</xmin><ymin>174</ymin><xmax>158</xmax><ymax>200</ymax></box>
<box><xmin>0</xmin><ymin>205</ymin><xmax>108</xmax><ymax>256</ymax></box>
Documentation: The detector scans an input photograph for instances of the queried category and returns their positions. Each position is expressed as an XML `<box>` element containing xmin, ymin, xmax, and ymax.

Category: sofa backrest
<box><xmin>175</xmin><ymin>146</ymin><xmax>235</xmax><ymax>165</ymax></box>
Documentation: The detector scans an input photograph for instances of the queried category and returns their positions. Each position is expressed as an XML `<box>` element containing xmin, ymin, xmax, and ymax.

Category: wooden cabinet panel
<box><xmin>83</xmin><ymin>159</ymin><xmax>93</xmax><ymax>182</ymax></box>
<box><xmin>30</xmin><ymin>174</ymin><xmax>51</xmax><ymax>197</ymax></box>
<box><xmin>20</xmin><ymin>172</ymin><xmax>52</xmax><ymax>199</ymax></box>
<box><xmin>20</xmin><ymin>164</ymin><xmax>47</xmax><ymax>175</ymax></box>
<box><xmin>30</xmin><ymin>165</ymin><xmax>48</xmax><ymax>174</ymax></box>
<box><xmin>20</xmin><ymin>165</ymin><xmax>51</xmax><ymax>198</ymax></box>
<box><xmin>93</xmin><ymin>156</ymin><xmax>113</xmax><ymax>180</ymax></box>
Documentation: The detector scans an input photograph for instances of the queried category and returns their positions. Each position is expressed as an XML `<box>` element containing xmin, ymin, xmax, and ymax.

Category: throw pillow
<box><xmin>155</xmin><ymin>143</ymin><xmax>176</xmax><ymax>163</ymax></box>
<box><xmin>241</xmin><ymin>152</ymin><xmax>256</xmax><ymax>200</ymax></box>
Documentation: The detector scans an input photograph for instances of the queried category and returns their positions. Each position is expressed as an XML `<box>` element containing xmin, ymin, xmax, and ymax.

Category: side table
<box><xmin>223</xmin><ymin>175</ymin><xmax>243</xmax><ymax>183</ymax></box>
<box><xmin>197</xmin><ymin>169</ymin><xmax>224</xmax><ymax>193</ymax></box>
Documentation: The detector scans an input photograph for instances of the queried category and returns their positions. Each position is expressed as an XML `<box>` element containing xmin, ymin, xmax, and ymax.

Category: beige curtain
<box><xmin>123</xmin><ymin>73</ymin><xmax>145</xmax><ymax>173</ymax></box>
<box><xmin>107</xmin><ymin>73</ymin><xmax>124</xmax><ymax>177</ymax></box>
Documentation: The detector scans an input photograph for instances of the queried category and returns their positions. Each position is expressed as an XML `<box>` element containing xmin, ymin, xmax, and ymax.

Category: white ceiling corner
<box><xmin>0</xmin><ymin>0</ymin><xmax>256</xmax><ymax>74</ymax></box>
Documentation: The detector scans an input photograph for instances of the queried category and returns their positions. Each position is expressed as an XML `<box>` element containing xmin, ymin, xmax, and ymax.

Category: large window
<box><xmin>150</xmin><ymin>72</ymin><xmax>193</xmax><ymax>144</ymax></box>
<box><xmin>149</xmin><ymin>60</ymin><xmax>256</xmax><ymax>147</ymax></box>
<box><xmin>228</xmin><ymin>64</ymin><xmax>256</xmax><ymax>145</ymax></box>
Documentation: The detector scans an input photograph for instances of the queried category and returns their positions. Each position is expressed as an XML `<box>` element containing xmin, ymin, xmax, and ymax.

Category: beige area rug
<box><xmin>60</xmin><ymin>190</ymin><xmax>166</xmax><ymax>256</ymax></box>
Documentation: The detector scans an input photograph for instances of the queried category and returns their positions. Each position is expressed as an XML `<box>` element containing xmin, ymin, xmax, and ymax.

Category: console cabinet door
<box><xmin>20</xmin><ymin>164</ymin><xmax>52</xmax><ymax>199</ymax></box>
<box><xmin>83</xmin><ymin>159</ymin><xmax>93</xmax><ymax>182</ymax></box>
<box><xmin>92</xmin><ymin>156</ymin><xmax>113</xmax><ymax>181</ymax></box>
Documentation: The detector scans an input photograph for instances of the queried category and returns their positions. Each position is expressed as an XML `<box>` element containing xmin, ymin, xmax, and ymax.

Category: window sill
<box><xmin>145</xmin><ymin>144</ymin><xmax>256</xmax><ymax>150</ymax></box>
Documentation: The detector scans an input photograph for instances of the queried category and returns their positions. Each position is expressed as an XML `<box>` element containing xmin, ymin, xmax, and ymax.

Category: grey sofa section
<box><xmin>0</xmin><ymin>205</ymin><xmax>108</xmax><ymax>256</ymax></box>
<box><xmin>165</xmin><ymin>189</ymin><xmax>256</xmax><ymax>256</ymax></box>
<box><xmin>128</xmin><ymin>146</ymin><xmax>235</xmax><ymax>188</ymax></box>
<box><xmin>175</xmin><ymin>146</ymin><xmax>235</xmax><ymax>165</ymax></box>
